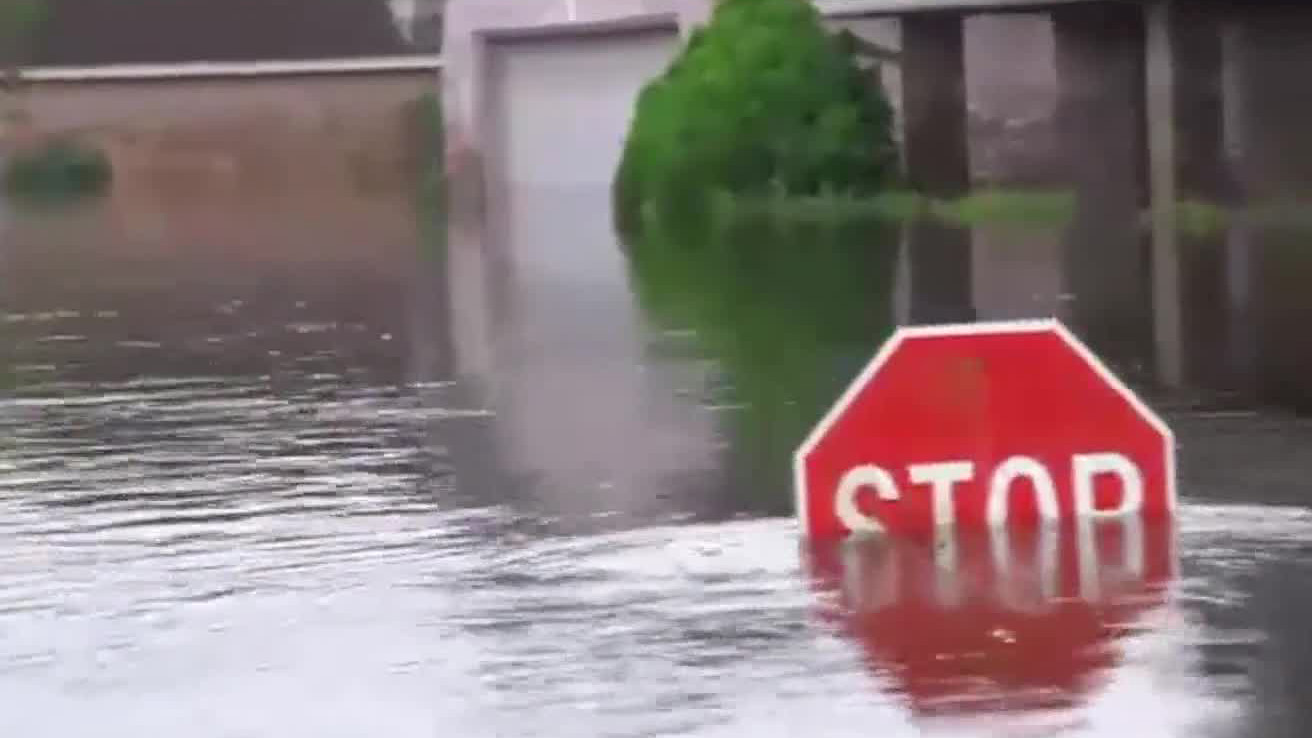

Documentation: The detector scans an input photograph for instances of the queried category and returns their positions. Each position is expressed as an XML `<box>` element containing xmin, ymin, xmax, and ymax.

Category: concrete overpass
<box><xmin>816</xmin><ymin>0</ymin><xmax>1093</xmax><ymax>14</ymax></box>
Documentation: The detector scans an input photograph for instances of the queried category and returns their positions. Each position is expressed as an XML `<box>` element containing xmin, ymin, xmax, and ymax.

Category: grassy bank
<box><xmin>1158</xmin><ymin>198</ymin><xmax>1312</xmax><ymax>237</ymax></box>
<box><xmin>726</xmin><ymin>189</ymin><xmax>1312</xmax><ymax>237</ymax></box>
<box><xmin>723</xmin><ymin>188</ymin><xmax>1077</xmax><ymax>231</ymax></box>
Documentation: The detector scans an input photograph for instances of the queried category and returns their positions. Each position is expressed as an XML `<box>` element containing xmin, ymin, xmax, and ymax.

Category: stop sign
<box><xmin>794</xmin><ymin>320</ymin><xmax>1175</xmax><ymax>539</ymax></box>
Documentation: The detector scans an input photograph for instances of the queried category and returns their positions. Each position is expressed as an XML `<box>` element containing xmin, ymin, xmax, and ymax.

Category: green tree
<box><xmin>613</xmin><ymin>0</ymin><xmax>898</xmax><ymax>237</ymax></box>
<box><xmin>1</xmin><ymin>0</ymin><xmax>114</xmax><ymax>200</ymax></box>
<box><xmin>0</xmin><ymin>0</ymin><xmax>47</xmax><ymax>89</ymax></box>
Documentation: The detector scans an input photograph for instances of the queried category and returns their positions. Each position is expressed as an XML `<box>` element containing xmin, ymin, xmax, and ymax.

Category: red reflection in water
<box><xmin>804</xmin><ymin>519</ymin><xmax>1177</xmax><ymax>717</ymax></box>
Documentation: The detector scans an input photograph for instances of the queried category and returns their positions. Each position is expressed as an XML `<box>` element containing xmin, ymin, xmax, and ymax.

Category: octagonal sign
<box><xmin>794</xmin><ymin>319</ymin><xmax>1175</xmax><ymax>540</ymax></box>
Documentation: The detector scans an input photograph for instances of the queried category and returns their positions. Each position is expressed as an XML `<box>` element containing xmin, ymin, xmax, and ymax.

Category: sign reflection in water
<box><xmin>804</xmin><ymin>518</ymin><xmax>1177</xmax><ymax>718</ymax></box>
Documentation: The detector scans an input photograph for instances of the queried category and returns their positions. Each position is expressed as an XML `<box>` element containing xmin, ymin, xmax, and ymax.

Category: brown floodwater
<box><xmin>2</xmin><ymin>162</ymin><xmax>1312</xmax><ymax>738</ymax></box>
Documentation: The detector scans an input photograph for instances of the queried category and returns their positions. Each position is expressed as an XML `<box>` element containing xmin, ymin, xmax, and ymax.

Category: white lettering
<box><xmin>835</xmin><ymin>465</ymin><xmax>899</xmax><ymax>536</ymax></box>
<box><xmin>987</xmin><ymin>456</ymin><xmax>1060</xmax><ymax>527</ymax></box>
<box><xmin>909</xmin><ymin>461</ymin><xmax>974</xmax><ymax>606</ymax></box>
<box><xmin>910</xmin><ymin>461</ymin><xmax>975</xmax><ymax>530</ymax></box>
<box><xmin>835</xmin><ymin>453</ymin><xmax>1148</xmax><ymax>544</ymax></box>
<box><xmin>1073</xmin><ymin>452</ymin><xmax>1144</xmax><ymax>518</ymax></box>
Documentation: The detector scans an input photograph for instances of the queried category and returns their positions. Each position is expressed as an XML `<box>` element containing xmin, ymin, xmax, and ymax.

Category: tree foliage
<box><xmin>0</xmin><ymin>0</ymin><xmax>47</xmax><ymax>74</ymax></box>
<box><xmin>613</xmin><ymin>0</ymin><xmax>898</xmax><ymax>236</ymax></box>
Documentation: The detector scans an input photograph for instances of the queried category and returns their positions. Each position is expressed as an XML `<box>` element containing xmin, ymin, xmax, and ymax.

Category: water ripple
<box><xmin>2</xmin><ymin>349</ymin><xmax>1312</xmax><ymax>736</ymax></box>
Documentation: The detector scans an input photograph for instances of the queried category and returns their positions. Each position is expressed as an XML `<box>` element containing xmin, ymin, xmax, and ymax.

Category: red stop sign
<box><xmin>794</xmin><ymin>320</ymin><xmax>1175</xmax><ymax>539</ymax></box>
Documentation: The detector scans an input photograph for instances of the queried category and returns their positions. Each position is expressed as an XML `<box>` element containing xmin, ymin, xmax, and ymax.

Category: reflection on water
<box><xmin>624</xmin><ymin>209</ymin><xmax>900</xmax><ymax>515</ymax></box>
<box><xmin>449</xmin><ymin>184</ymin><xmax>726</xmax><ymax>531</ymax></box>
<box><xmin>806</xmin><ymin>519</ymin><xmax>1177</xmax><ymax>719</ymax></box>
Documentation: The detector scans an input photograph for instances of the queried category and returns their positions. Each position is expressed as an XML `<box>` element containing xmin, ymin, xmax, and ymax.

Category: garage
<box><xmin>471</xmin><ymin>23</ymin><xmax>718</xmax><ymax>514</ymax></box>
<box><xmin>484</xmin><ymin>24</ymin><xmax>680</xmax><ymax>189</ymax></box>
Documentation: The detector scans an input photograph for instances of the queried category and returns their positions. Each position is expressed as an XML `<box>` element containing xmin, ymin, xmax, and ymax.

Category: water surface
<box><xmin>2</xmin><ymin>179</ymin><xmax>1312</xmax><ymax>738</ymax></box>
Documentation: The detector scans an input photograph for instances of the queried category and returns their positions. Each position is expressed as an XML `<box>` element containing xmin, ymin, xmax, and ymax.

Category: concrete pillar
<box><xmin>1230</xmin><ymin>6</ymin><xmax>1312</xmax><ymax>413</ymax></box>
<box><xmin>1219</xmin><ymin>19</ymin><xmax>1258</xmax><ymax>396</ymax></box>
<box><xmin>1146</xmin><ymin>1</ymin><xmax>1231</xmax><ymax>394</ymax></box>
<box><xmin>900</xmin><ymin>12</ymin><xmax>974</xmax><ymax>324</ymax></box>
<box><xmin>1171</xmin><ymin>3</ymin><xmax>1231</xmax><ymax>393</ymax></box>
<box><xmin>1053</xmin><ymin>4</ymin><xmax>1151</xmax><ymax>378</ymax></box>
<box><xmin>1145</xmin><ymin>0</ymin><xmax>1183</xmax><ymax>391</ymax></box>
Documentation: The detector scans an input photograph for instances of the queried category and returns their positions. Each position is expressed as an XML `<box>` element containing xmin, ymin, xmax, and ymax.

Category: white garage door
<box><xmin>475</xmin><ymin>26</ymin><xmax>718</xmax><ymax>514</ymax></box>
<box><xmin>486</xmin><ymin>27</ymin><xmax>679</xmax><ymax>187</ymax></box>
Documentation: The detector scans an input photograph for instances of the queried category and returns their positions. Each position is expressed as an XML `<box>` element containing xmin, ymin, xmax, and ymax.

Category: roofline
<box><xmin>817</xmin><ymin>0</ymin><xmax>1106</xmax><ymax>18</ymax></box>
<box><xmin>19</xmin><ymin>54</ymin><xmax>443</xmax><ymax>84</ymax></box>
<box><xmin>475</xmin><ymin>12</ymin><xmax>681</xmax><ymax>43</ymax></box>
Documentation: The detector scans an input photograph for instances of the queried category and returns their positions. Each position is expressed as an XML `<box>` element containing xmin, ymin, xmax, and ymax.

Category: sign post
<box><xmin>794</xmin><ymin>319</ymin><xmax>1175</xmax><ymax>540</ymax></box>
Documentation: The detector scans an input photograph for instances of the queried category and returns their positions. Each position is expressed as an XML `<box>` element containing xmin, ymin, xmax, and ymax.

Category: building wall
<box><xmin>9</xmin><ymin>71</ymin><xmax>439</xmax><ymax>198</ymax></box>
<box><xmin>3</xmin><ymin>70</ymin><xmax>441</xmax><ymax>277</ymax></box>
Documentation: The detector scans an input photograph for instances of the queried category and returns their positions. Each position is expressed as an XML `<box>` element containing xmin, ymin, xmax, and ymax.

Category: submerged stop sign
<box><xmin>794</xmin><ymin>320</ymin><xmax>1175</xmax><ymax>539</ymax></box>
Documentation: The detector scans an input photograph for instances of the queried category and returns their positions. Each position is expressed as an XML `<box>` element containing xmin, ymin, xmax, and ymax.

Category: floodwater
<box><xmin>4</xmin><ymin>171</ymin><xmax>1312</xmax><ymax>738</ymax></box>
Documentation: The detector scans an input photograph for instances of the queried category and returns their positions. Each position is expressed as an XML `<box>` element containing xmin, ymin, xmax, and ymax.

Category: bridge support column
<box><xmin>901</xmin><ymin>12</ymin><xmax>974</xmax><ymax>324</ymax></box>
<box><xmin>1230</xmin><ymin>7</ymin><xmax>1312</xmax><ymax>413</ymax></box>
<box><xmin>1147</xmin><ymin>1</ymin><xmax>1231</xmax><ymax>395</ymax></box>
<box><xmin>1053</xmin><ymin>4</ymin><xmax>1151</xmax><ymax>379</ymax></box>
